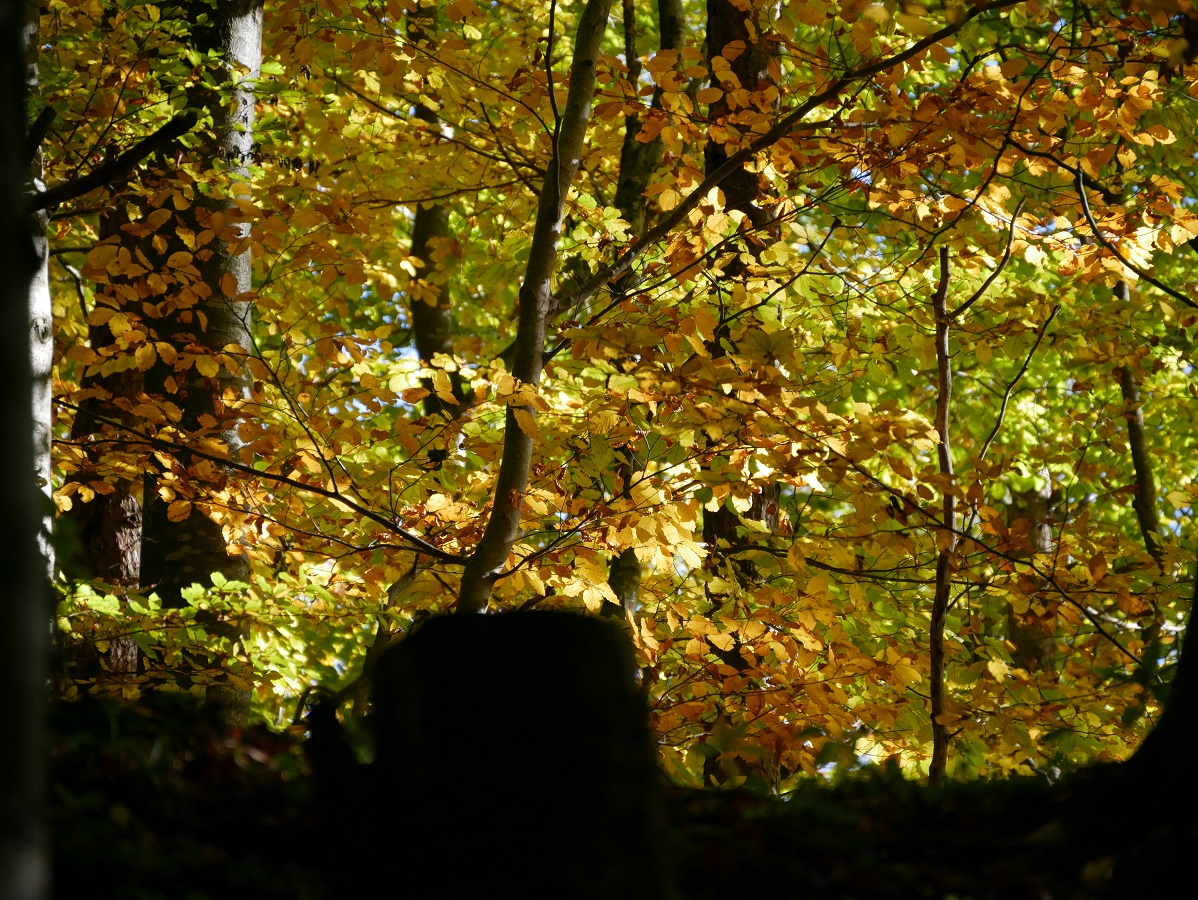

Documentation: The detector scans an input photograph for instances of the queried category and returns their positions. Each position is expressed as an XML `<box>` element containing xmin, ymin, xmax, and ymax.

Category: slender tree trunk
<box><xmin>139</xmin><ymin>0</ymin><xmax>261</xmax><ymax>717</ymax></box>
<box><xmin>700</xmin><ymin>0</ymin><xmax>779</xmax><ymax>584</ymax></box>
<box><xmin>698</xmin><ymin>2</ymin><xmax>782</xmax><ymax>791</ymax></box>
<box><xmin>1004</xmin><ymin>480</ymin><xmax>1057</xmax><ymax>673</ymax></box>
<box><xmin>24</xmin><ymin>0</ymin><xmax>52</xmax><ymax>586</ymax></box>
<box><xmin>1115</xmin><ymin>282</ymin><xmax>1162</xmax><ymax>565</ymax></box>
<box><xmin>605</xmin><ymin>0</ymin><xmax>683</xmax><ymax>617</ymax></box>
<box><xmin>929</xmin><ymin>247</ymin><xmax>953</xmax><ymax>785</ymax></box>
<box><xmin>456</xmin><ymin>0</ymin><xmax>614</xmax><ymax>613</ymax></box>
<box><xmin>406</xmin><ymin>2</ymin><xmax>466</xmax><ymax>441</ymax></box>
<box><xmin>612</xmin><ymin>0</ymin><xmax>682</xmax><ymax>237</ymax></box>
<box><xmin>62</xmin><ymin>207</ymin><xmax>145</xmax><ymax>679</ymax></box>
<box><xmin>2</xmin><ymin>1</ymin><xmax>48</xmax><ymax>895</ymax></box>
<box><xmin>703</xmin><ymin>0</ymin><xmax>776</xmax><ymax>229</ymax></box>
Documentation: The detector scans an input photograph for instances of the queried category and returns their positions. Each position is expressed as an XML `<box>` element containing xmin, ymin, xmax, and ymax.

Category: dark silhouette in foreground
<box><xmin>49</xmin><ymin>606</ymin><xmax>1198</xmax><ymax>899</ymax></box>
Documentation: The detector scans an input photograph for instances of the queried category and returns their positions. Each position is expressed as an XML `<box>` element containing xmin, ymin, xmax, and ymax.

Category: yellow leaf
<box><xmin>709</xmin><ymin>633</ymin><xmax>735</xmax><ymax>652</ymax></box>
<box><xmin>514</xmin><ymin>408</ymin><xmax>538</xmax><ymax>438</ymax></box>
<box><xmin>1088</xmin><ymin>551</ymin><xmax>1107</xmax><ymax>583</ymax></box>
<box><xmin>589</xmin><ymin>409</ymin><xmax>619</xmax><ymax>434</ymax></box>
<box><xmin>167</xmin><ymin>500</ymin><xmax>192</xmax><ymax>522</ymax></box>
<box><xmin>135</xmin><ymin>343</ymin><xmax>157</xmax><ymax>372</ymax></box>
<box><xmin>85</xmin><ymin>243</ymin><xmax>118</xmax><ymax>274</ymax></box>
<box><xmin>895</xmin><ymin>12</ymin><xmax>932</xmax><ymax>37</ymax></box>
<box><xmin>696</xmin><ymin>87</ymin><xmax>723</xmax><ymax>104</ymax></box>
<box><xmin>195</xmin><ymin>356</ymin><xmax>220</xmax><ymax>378</ymax></box>
<box><xmin>987</xmin><ymin>658</ymin><xmax>1010</xmax><ymax>683</ymax></box>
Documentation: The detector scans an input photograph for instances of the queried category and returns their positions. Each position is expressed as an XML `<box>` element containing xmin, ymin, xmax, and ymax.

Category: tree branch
<box><xmin>55</xmin><ymin>400</ymin><xmax>463</xmax><ymax>564</ymax></box>
<box><xmin>976</xmin><ymin>303</ymin><xmax>1060</xmax><ymax>462</ymax></box>
<box><xmin>1074</xmin><ymin>169</ymin><xmax>1198</xmax><ymax>311</ymax></box>
<box><xmin>1114</xmin><ymin>306</ymin><xmax>1162</xmax><ymax>565</ymax></box>
<box><xmin>30</xmin><ymin>112</ymin><xmax>198</xmax><ymax>212</ymax></box>
<box><xmin>556</xmin><ymin>0</ymin><xmax>1022</xmax><ymax>315</ymax></box>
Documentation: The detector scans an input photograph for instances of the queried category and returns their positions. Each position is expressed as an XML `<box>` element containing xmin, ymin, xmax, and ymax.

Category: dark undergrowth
<box><xmin>47</xmin><ymin>695</ymin><xmax>1194</xmax><ymax>900</ymax></box>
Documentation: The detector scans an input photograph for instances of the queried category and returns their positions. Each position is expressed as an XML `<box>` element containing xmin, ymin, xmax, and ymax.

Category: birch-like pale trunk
<box><xmin>24</xmin><ymin>0</ymin><xmax>52</xmax><ymax>585</ymax></box>
<box><xmin>457</xmin><ymin>0</ymin><xmax>614</xmax><ymax>614</ymax></box>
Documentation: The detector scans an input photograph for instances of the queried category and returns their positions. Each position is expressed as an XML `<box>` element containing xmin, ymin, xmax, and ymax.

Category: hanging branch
<box><xmin>976</xmin><ymin>304</ymin><xmax>1061</xmax><ymax>462</ymax></box>
<box><xmin>31</xmin><ymin>112</ymin><xmax>198</xmax><ymax>211</ymax></box>
<box><xmin>456</xmin><ymin>0</ymin><xmax>614</xmax><ymax>614</ymax></box>
<box><xmin>1074</xmin><ymin>169</ymin><xmax>1198</xmax><ymax>311</ymax></box>
<box><xmin>930</xmin><ymin>245</ymin><xmax>953</xmax><ymax>785</ymax></box>
<box><xmin>54</xmin><ymin>401</ymin><xmax>463</xmax><ymax>564</ymax></box>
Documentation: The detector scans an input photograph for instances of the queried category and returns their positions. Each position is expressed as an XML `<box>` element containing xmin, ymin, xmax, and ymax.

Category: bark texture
<box><xmin>700</xmin><ymin>0</ymin><xmax>779</xmax><ymax>588</ymax></box>
<box><xmin>25</xmin><ymin>0</ymin><xmax>52</xmax><ymax>585</ymax></box>
<box><xmin>929</xmin><ymin>247</ymin><xmax>953</xmax><ymax>785</ymax></box>
<box><xmin>2</xmin><ymin>2</ymin><xmax>48</xmax><ymax>896</ymax></box>
<box><xmin>141</xmin><ymin>0</ymin><xmax>260</xmax><ymax>604</ymax></box>
<box><xmin>139</xmin><ymin>0</ymin><xmax>262</xmax><ymax>717</ymax></box>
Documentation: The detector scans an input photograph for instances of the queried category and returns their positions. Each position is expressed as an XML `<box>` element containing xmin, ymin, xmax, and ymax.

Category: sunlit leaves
<box><xmin>42</xmin><ymin>0</ymin><xmax>1198</xmax><ymax>782</ymax></box>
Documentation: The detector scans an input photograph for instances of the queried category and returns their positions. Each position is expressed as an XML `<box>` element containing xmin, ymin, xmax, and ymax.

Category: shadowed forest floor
<box><xmin>47</xmin><ymin>696</ymin><xmax>1193</xmax><ymax>900</ymax></box>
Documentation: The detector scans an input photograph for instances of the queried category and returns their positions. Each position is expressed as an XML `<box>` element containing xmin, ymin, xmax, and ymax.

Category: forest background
<box><xmin>14</xmin><ymin>0</ymin><xmax>1198</xmax><ymax>807</ymax></box>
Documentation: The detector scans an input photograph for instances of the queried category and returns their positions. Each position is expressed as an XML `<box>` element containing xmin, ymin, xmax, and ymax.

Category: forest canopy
<box><xmin>35</xmin><ymin>0</ymin><xmax>1198</xmax><ymax>790</ymax></box>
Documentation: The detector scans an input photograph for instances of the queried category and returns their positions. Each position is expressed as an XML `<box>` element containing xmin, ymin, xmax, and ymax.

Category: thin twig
<box><xmin>949</xmin><ymin>197</ymin><xmax>1024</xmax><ymax>320</ymax></box>
<box><xmin>977</xmin><ymin>304</ymin><xmax>1060</xmax><ymax>462</ymax></box>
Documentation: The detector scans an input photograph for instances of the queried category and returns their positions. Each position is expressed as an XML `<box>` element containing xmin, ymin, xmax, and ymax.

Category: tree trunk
<box><xmin>24</xmin><ymin>0</ymin><xmax>52</xmax><ymax>587</ymax></box>
<box><xmin>61</xmin><ymin>205</ymin><xmax>145</xmax><ymax>678</ymax></box>
<box><xmin>456</xmin><ymin>0</ymin><xmax>614</xmax><ymax>613</ymax></box>
<box><xmin>370</xmin><ymin>612</ymin><xmax>670</xmax><ymax>895</ymax></box>
<box><xmin>1004</xmin><ymin>479</ymin><xmax>1058</xmax><ymax>672</ymax></box>
<box><xmin>698</xmin><ymin>0</ymin><xmax>781</xmax><ymax>791</ymax></box>
<box><xmin>2</xmin><ymin>2</ymin><xmax>48</xmax><ymax>895</ymax></box>
<box><xmin>139</xmin><ymin>0</ymin><xmax>261</xmax><ymax>718</ymax></box>
<box><xmin>406</xmin><ymin>2</ymin><xmax>466</xmax><ymax>448</ymax></box>
<box><xmin>700</xmin><ymin>0</ymin><xmax>779</xmax><ymax>587</ymax></box>
<box><xmin>605</xmin><ymin>0</ymin><xmax>683</xmax><ymax>618</ymax></box>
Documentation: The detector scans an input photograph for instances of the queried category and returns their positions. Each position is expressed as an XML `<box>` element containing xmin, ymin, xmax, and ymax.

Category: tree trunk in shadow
<box><xmin>139</xmin><ymin>0</ymin><xmax>261</xmax><ymax>723</ymax></box>
<box><xmin>369</xmin><ymin>612</ymin><xmax>674</xmax><ymax>897</ymax></box>
<box><xmin>1004</xmin><ymin>481</ymin><xmax>1058</xmax><ymax>673</ymax></box>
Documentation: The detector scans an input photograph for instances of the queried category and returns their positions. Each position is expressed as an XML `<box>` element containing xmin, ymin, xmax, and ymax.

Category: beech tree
<box><xmin>3</xmin><ymin>0</ymin><xmax>46</xmax><ymax>894</ymax></box>
<box><xmin>36</xmin><ymin>0</ymin><xmax>1198</xmax><ymax>787</ymax></box>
